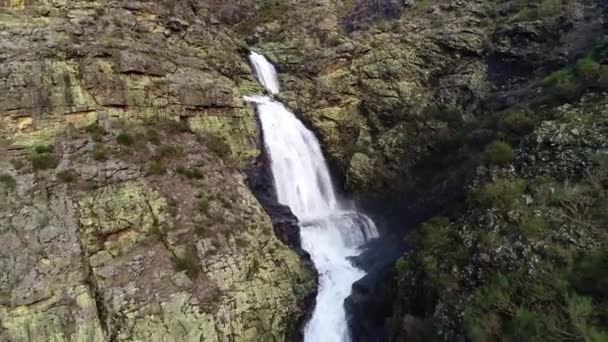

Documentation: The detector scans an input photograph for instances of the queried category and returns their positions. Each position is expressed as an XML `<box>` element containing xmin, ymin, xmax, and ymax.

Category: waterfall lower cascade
<box><xmin>245</xmin><ymin>52</ymin><xmax>379</xmax><ymax>342</ymax></box>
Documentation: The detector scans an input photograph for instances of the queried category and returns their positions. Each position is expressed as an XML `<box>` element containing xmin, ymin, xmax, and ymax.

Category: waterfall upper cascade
<box><xmin>245</xmin><ymin>52</ymin><xmax>379</xmax><ymax>342</ymax></box>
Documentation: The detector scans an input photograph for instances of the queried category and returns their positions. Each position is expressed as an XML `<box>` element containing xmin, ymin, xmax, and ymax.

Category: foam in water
<box><xmin>245</xmin><ymin>53</ymin><xmax>378</xmax><ymax>342</ymax></box>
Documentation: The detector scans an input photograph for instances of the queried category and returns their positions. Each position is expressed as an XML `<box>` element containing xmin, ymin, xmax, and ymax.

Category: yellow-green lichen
<box><xmin>78</xmin><ymin>181</ymin><xmax>168</xmax><ymax>256</ymax></box>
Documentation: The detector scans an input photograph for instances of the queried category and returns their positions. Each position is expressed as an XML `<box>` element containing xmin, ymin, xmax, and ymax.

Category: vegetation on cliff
<box><xmin>389</xmin><ymin>82</ymin><xmax>608</xmax><ymax>341</ymax></box>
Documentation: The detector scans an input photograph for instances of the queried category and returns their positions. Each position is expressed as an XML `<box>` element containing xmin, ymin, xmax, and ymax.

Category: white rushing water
<box><xmin>245</xmin><ymin>52</ymin><xmax>379</xmax><ymax>342</ymax></box>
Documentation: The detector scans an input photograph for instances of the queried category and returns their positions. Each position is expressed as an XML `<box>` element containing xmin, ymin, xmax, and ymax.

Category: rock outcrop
<box><xmin>0</xmin><ymin>1</ymin><xmax>315</xmax><ymax>341</ymax></box>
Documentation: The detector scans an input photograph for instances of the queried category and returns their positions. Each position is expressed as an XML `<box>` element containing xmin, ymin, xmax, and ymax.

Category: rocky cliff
<box><xmin>1</xmin><ymin>0</ymin><xmax>607</xmax><ymax>341</ymax></box>
<box><xmin>233</xmin><ymin>0</ymin><xmax>607</xmax><ymax>194</ymax></box>
<box><xmin>0</xmin><ymin>1</ymin><xmax>315</xmax><ymax>341</ymax></box>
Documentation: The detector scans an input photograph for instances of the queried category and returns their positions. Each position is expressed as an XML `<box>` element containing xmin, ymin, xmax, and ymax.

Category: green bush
<box><xmin>395</xmin><ymin>256</ymin><xmax>410</xmax><ymax>275</ymax></box>
<box><xmin>172</xmin><ymin>255</ymin><xmax>199</xmax><ymax>278</ymax></box>
<box><xmin>85</xmin><ymin>122</ymin><xmax>105</xmax><ymax>142</ymax></box>
<box><xmin>420</xmin><ymin>217</ymin><xmax>452</xmax><ymax>252</ymax></box>
<box><xmin>543</xmin><ymin>68</ymin><xmax>572</xmax><ymax>87</ymax></box>
<box><xmin>116</xmin><ymin>132</ymin><xmax>135</xmax><ymax>146</ymax></box>
<box><xmin>483</xmin><ymin>141</ymin><xmax>515</xmax><ymax>165</ymax></box>
<box><xmin>423</xmin><ymin>104</ymin><xmax>463</xmax><ymax>127</ymax></box>
<box><xmin>422</xmin><ymin>255</ymin><xmax>438</xmax><ymax>276</ymax></box>
<box><xmin>156</xmin><ymin>144</ymin><xmax>183</xmax><ymax>159</ymax></box>
<box><xmin>177</xmin><ymin>166</ymin><xmax>204</xmax><ymax>180</ymax></box>
<box><xmin>198</xmin><ymin>198</ymin><xmax>210</xmax><ymax>213</ymax></box>
<box><xmin>473</xmin><ymin>178</ymin><xmax>526</xmax><ymax>209</ymax></box>
<box><xmin>30</xmin><ymin>154</ymin><xmax>58</xmax><ymax>170</ymax></box>
<box><xmin>500</xmin><ymin>111</ymin><xmax>535</xmax><ymax>135</ymax></box>
<box><xmin>520</xmin><ymin>215</ymin><xmax>547</xmax><ymax>238</ymax></box>
<box><xmin>199</xmin><ymin>133</ymin><xmax>232</xmax><ymax>159</ymax></box>
<box><xmin>34</xmin><ymin>145</ymin><xmax>52</xmax><ymax>154</ymax></box>
<box><xmin>146</xmin><ymin>161</ymin><xmax>165</xmax><ymax>175</ymax></box>
<box><xmin>30</xmin><ymin>144</ymin><xmax>58</xmax><ymax>171</ymax></box>
<box><xmin>509</xmin><ymin>309</ymin><xmax>557</xmax><ymax>342</ymax></box>
<box><xmin>91</xmin><ymin>145</ymin><xmax>108</xmax><ymax>161</ymax></box>
<box><xmin>0</xmin><ymin>174</ymin><xmax>16</xmax><ymax>190</ymax></box>
<box><xmin>542</xmin><ymin>50</ymin><xmax>608</xmax><ymax>103</ymax></box>
<box><xmin>576</xmin><ymin>57</ymin><xmax>601</xmax><ymax>84</ymax></box>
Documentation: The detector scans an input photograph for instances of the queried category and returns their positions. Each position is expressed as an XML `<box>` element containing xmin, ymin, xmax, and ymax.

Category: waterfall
<box><xmin>245</xmin><ymin>52</ymin><xmax>379</xmax><ymax>342</ymax></box>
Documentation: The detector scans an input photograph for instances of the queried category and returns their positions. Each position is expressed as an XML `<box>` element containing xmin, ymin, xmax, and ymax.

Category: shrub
<box><xmin>116</xmin><ymin>132</ymin><xmax>135</xmax><ymax>146</ymax></box>
<box><xmin>543</xmin><ymin>68</ymin><xmax>572</xmax><ymax>87</ymax></box>
<box><xmin>395</xmin><ymin>256</ymin><xmax>410</xmax><ymax>275</ymax></box>
<box><xmin>500</xmin><ymin>111</ymin><xmax>535</xmax><ymax>135</ymax></box>
<box><xmin>575</xmin><ymin>57</ymin><xmax>601</xmax><ymax>84</ymax></box>
<box><xmin>555</xmin><ymin>75</ymin><xmax>584</xmax><ymax>101</ymax></box>
<box><xmin>0</xmin><ymin>174</ymin><xmax>16</xmax><ymax>189</ymax></box>
<box><xmin>483</xmin><ymin>141</ymin><xmax>515</xmax><ymax>165</ymax></box>
<box><xmin>509</xmin><ymin>309</ymin><xmax>557</xmax><ymax>342</ymax></box>
<box><xmin>570</xmin><ymin>248</ymin><xmax>608</xmax><ymax>299</ymax></box>
<box><xmin>423</xmin><ymin>104</ymin><xmax>463</xmax><ymax>127</ymax></box>
<box><xmin>198</xmin><ymin>198</ymin><xmax>210</xmax><ymax>213</ymax></box>
<box><xmin>146</xmin><ymin>161</ymin><xmax>165</xmax><ymax>175</ymax></box>
<box><xmin>520</xmin><ymin>215</ymin><xmax>547</xmax><ymax>238</ymax></box>
<box><xmin>177</xmin><ymin>166</ymin><xmax>204</xmax><ymax>180</ymax></box>
<box><xmin>57</xmin><ymin>170</ymin><xmax>76</xmax><ymax>183</ymax></box>
<box><xmin>172</xmin><ymin>255</ymin><xmax>199</xmax><ymax>278</ymax></box>
<box><xmin>199</xmin><ymin>133</ymin><xmax>232</xmax><ymax>159</ymax></box>
<box><xmin>91</xmin><ymin>145</ymin><xmax>108</xmax><ymax>161</ymax></box>
<box><xmin>156</xmin><ymin>144</ymin><xmax>183</xmax><ymax>159</ymax></box>
<box><xmin>30</xmin><ymin>153</ymin><xmax>58</xmax><ymax>170</ymax></box>
<box><xmin>85</xmin><ymin>122</ymin><xmax>105</xmax><ymax>142</ymax></box>
<box><xmin>473</xmin><ymin>178</ymin><xmax>526</xmax><ymax>209</ymax></box>
<box><xmin>34</xmin><ymin>145</ymin><xmax>52</xmax><ymax>154</ymax></box>
<box><xmin>420</xmin><ymin>217</ymin><xmax>452</xmax><ymax>252</ymax></box>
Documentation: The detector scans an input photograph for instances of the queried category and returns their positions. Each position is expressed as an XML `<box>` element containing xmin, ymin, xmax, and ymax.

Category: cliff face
<box><xmin>1</xmin><ymin>0</ymin><xmax>607</xmax><ymax>341</ymax></box>
<box><xmin>0</xmin><ymin>1</ymin><xmax>314</xmax><ymax>341</ymax></box>
<box><xmin>235</xmin><ymin>0</ymin><xmax>607</xmax><ymax>194</ymax></box>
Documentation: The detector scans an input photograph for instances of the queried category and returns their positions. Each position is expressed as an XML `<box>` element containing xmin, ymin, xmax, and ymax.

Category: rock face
<box><xmin>0</xmin><ymin>0</ymin><xmax>263</xmax><ymax>161</ymax></box>
<box><xmin>0</xmin><ymin>1</ymin><xmax>315</xmax><ymax>341</ymax></box>
<box><xmin>234</xmin><ymin>0</ymin><xmax>608</xmax><ymax>194</ymax></box>
<box><xmin>387</xmin><ymin>95</ymin><xmax>608</xmax><ymax>341</ymax></box>
<box><xmin>0</xmin><ymin>119</ymin><xmax>316</xmax><ymax>341</ymax></box>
